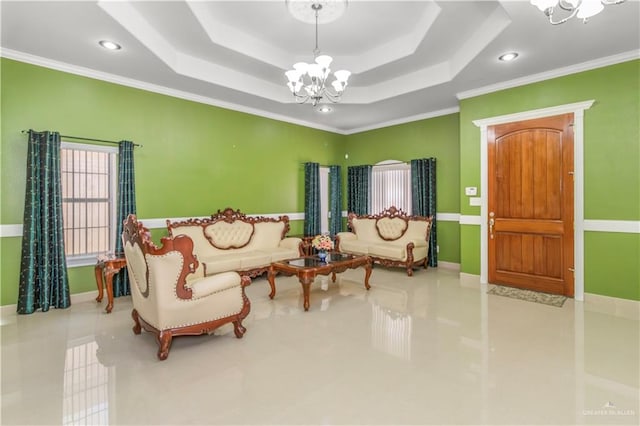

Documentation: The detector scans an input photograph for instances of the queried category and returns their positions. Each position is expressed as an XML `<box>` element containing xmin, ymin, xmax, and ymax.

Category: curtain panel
<box><xmin>304</xmin><ymin>162</ymin><xmax>320</xmax><ymax>236</ymax></box>
<box><xmin>411</xmin><ymin>158</ymin><xmax>437</xmax><ymax>267</ymax></box>
<box><xmin>113</xmin><ymin>141</ymin><xmax>137</xmax><ymax>297</ymax></box>
<box><xmin>347</xmin><ymin>165</ymin><xmax>372</xmax><ymax>216</ymax></box>
<box><xmin>329</xmin><ymin>165</ymin><xmax>342</xmax><ymax>236</ymax></box>
<box><xmin>18</xmin><ymin>130</ymin><xmax>71</xmax><ymax>313</ymax></box>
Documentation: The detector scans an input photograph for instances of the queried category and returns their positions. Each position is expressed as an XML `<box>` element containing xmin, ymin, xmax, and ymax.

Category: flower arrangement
<box><xmin>311</xmin><ymin>234</ymin><xmax>333</xmax><ymax>251</ymax></box>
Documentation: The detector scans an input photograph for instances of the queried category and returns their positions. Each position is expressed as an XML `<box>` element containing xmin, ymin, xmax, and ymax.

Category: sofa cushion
<box><xmin>266</xmin><ymin>247</ymin><xmax>299</xmax><ymax>262</ymax></box>
<box><xmin>201</xmin><ymin>254</ymin><xmax>243</xmax><ymax>275</ymax></box>
<box><xmin>239</xmin><ymin>251</ymin><xmax>272</xmax><ymax>270</ymax></box>
<box><xmin>350</xmin><ymin>218</ymin><xmax>382</xmax><ymax>243</ymax></box>
<box><xmin>339</xmin><ymin>239</ymin><xmax>370</xmax><ymax>255</ymax></box>
<box><xmin>246</xmin><ymin>221</ymin><xmax>285</xmax><ymax>249</ymax></box>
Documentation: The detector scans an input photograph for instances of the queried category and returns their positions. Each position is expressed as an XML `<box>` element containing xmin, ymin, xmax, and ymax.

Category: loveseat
<box><xmin>166</xmin><ymin>208</ymin><xmax>303</xmax><ymax>279</ymax></box>
<box><xmin>335</xmin><ymin>206</ymin><xmax>432</xmax><ymax>276</ymax></box>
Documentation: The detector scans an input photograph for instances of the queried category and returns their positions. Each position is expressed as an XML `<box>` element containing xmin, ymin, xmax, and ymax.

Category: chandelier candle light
<box><xmin>530</xmin><ymin>0</ymin><xmax>626</xmax><ymax>24</ymax></box>
<box><xmin>285</xmin><ymin>1</ymin><xmax>351</xmax><ymax>106</ymax></box>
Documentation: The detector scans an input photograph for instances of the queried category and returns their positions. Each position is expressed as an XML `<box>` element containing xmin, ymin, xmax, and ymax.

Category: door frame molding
<box><xmin>473</xmin><ymin>100</ymin><xmax>594</xmax><ymax>301</ymax></box>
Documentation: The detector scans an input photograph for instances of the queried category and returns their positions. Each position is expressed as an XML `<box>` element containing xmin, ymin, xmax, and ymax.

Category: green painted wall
<box><xmin>344</xmin><ymin>114</ymin><xmax>461</xmax><ymax>263</ymax></box>
<box><xmin>0</xmin><ymin>58</ymin><xmax>346</xmax><ymax>305</ymax></box>
<box><xmin>459</xmin><ymin>60</ymin><xmax>640</xmax><ymax>300</ymax></box>
<box><xmin>2</xmin><ymin>57</ymin><xmax>638</xmax><ymax>305</ymax></box>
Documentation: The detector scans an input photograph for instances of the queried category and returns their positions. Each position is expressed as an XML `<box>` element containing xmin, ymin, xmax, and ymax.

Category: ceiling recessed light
<box><xmin>498</xmin><ymin>52</ymin><xmax>519</xmax><ymax>62</ymax></box>
<box><xmin>317</xmin><ymin>105</ymin><xmax>333</xmax><ymax>114</ymax></box>
<box><xmin>99</xmin><ymin>40</ymin><xmax>121</xmax><ymax>51</ymax></box>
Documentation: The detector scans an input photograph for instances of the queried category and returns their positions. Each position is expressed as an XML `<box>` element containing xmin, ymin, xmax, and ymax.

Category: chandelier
<box><xmin>530</xmin><ymin>0</ymin><xmax>626</xmax><ymax>24</ymax></box>
<box><xmin>285</xmin><ymin>1</ymin><xmax>351</xmax><ymax>106</ymax></box>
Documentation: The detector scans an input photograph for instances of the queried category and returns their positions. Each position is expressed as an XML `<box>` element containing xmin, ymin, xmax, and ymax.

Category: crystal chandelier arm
<box><xmin>546</xmin><ymin>5</ymin><xmax>579</xmax><ymax>24</ymax></box>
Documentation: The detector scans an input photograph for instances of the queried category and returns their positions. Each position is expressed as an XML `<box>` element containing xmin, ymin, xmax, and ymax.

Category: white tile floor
<box><xmin>1</xmin><ymin>266</ymin><xmax>638</xmax><ymax>425</ymax></box>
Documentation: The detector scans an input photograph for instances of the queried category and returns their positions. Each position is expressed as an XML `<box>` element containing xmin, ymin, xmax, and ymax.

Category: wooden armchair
<box><xmin>122</xmin><ymin>214</ymin><xmax>251</xmax><ymax>360</ymax></box>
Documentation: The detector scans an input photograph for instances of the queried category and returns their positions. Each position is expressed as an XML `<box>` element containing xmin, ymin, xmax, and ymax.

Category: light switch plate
<box><xmin>465</xmin><ymin>187</ymin><xmax>477</xmax><ymax>196</ymax></box>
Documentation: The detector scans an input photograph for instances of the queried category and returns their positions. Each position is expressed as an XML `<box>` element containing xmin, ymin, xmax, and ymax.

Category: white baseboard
<box><xmin>583</xmin><ymin>293</ymin><xmax>639</xmax><ymax>321</ymax></box>
<box><xmin>436</xmin><ymin>261</ymin><xmax>460</xmax><ymax>271</ymax></box>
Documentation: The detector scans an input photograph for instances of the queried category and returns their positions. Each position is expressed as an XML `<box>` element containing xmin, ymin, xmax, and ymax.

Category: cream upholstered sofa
<box><xmin>335</xmin><ymin>206</ymin><xmax>433</xmax><ymax>276</ymax></box>
<box><xmin>122</xmin><ymin>214</ymin><xmax>251</xmax><ymax>361</ymax></box>
<box><xmin>166</xmin><ymin>208</ymin><xmax>303</xmax><ymax>279</ymax></box>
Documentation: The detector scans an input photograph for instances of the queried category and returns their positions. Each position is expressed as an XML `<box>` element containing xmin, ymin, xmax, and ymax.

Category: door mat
<box><xmin>487</xmin><ymin>285</ymin><xmax>567</xmax><ymax>307</ymax></box>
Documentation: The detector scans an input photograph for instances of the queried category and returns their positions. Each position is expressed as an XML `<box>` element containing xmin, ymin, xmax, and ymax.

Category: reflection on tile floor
<box><xmin>2</xmin><ymin>267</ymin><xmax>638</xmax><ymax>425</ymax></box>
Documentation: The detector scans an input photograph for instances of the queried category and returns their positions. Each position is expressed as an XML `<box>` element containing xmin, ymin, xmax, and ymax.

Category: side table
<box><xmin>95</xmin><ymin>254</ymin><xmax>127</xmax><ymax>313</ymax></box>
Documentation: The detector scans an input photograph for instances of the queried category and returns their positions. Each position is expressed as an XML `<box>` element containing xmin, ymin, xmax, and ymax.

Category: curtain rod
<box><xmin>21</xmin><ymin>130</ymin><xmax>142</xmax><ymax>147</ymax></box>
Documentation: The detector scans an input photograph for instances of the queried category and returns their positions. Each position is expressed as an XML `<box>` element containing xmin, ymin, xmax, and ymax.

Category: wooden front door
<box><xmin>488</xmin><ymin>114</ymin><xmax>574</xmax><ymax>297</ymax></box>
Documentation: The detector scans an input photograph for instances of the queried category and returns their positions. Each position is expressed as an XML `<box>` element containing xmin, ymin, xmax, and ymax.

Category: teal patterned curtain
<box><xmin>347</xmin><ymin>165</ymin><xmax>372</xmax><ymax>215</ymax></box>
<box><xmin>18</xmin><ymin>130</ymin><xmax>70</xmax><ymax>314</ymax></box>
<box><xmin>304</xmin><ymin>162</ymin><xmax>320</xmax><ymax>236</ymax></box>
<box><xmin>411</xmin><ymin>158</ymin><xmax>437</xmax><ymax>267</ymax></box>
<box><xmin>113</xmin><ymin>141</ymin><xmax>137</xmax><ymax>297</ymax></box>
<box><xmin>329</xmin><ymin>165</ymin><xmax>342</xmax><ymax>236</ymax></box>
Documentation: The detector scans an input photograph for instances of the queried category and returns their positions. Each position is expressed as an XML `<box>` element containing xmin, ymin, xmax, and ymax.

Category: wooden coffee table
<box><xmin>267</xmin><ymin>253</ymin><xmax>372</xmax><ymax>311</ymax></box>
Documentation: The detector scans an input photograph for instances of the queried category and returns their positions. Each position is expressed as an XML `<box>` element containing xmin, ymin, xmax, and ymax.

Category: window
<box><xmin>61</xmin><ymin>143</ymin><xmax>117</xmax><ymax>266</ymax></box>
<box><xmin>371</xmin><ymin>160</ymin><xmax>412</xmax><ymax>213</ymax></box>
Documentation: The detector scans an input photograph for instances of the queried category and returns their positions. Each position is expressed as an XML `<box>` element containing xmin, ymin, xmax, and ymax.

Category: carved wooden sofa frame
<box><xmin>335</xmin><ymin>206</ymin><xmax>433</xmax><ymax>276</ymax></box>
<box><xmin>123</xmin><ymin>214</ymin><xmax>251</xmax><ymax>360</ymax></box>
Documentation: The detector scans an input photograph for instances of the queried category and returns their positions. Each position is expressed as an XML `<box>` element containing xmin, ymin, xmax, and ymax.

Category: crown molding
<box><xmin>456</xmin><ymin>50</ymin><xmax>640</xmax><ymax>100</ymax></box>
<box><xmin>344</xmin><ymin>106</ymin><xmax>460</xmax><ymax>135</ymax></box>
<box><xmin>0</xmin><ymin>48</ymin><xmax>346</xmax><ymax>135</ymax></box>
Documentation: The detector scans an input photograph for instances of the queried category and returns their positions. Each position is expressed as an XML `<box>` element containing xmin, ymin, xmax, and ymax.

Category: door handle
<box><xmin>489</xmin><ymin>212</ymin><xmax>495</xmax><ymax>239</ymax></box>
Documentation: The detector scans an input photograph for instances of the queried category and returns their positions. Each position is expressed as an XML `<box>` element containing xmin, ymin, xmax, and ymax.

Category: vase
<box><xmin>317</xmin><ymin>250</ymin><xmax>328</xmax><ymax>262</ymax></box>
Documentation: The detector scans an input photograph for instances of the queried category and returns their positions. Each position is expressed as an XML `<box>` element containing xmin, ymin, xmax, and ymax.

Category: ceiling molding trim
<box><xmin>342</xmin><ymin>2</ymin><xmax>441</xmax><ymax>74</ymax></box>
<box><xmin>0</xmin><ymin>48</ymin><xmax>346</xmax><ymax>134</ymax></box>
<box><xmin>344</xmin><ymin>106</ymin><xmax>460</xmax><ymax>135</ymax></box>
<box><xmin>456</xmin><ymin>50</ymin><xmax>640</xmax><ymax>100</ymax></box>
<box><xmin>344</xmin><ymin>61</ymin><xmax>451</xmax><ymax>103</ymax></box>
<box><xmin>449</xmin><ymin>6</ymin><xmax>511</xmax><ymax>77</ymax></box>
<box><xmin>187</xmin><ymin>1</ymin><xmax>292</xmax><ymax>69</ymax></box>
<box><xmin>99</xmin><ymin>0</ymin><xmax>290</xmax><ymax>103</ymax></box>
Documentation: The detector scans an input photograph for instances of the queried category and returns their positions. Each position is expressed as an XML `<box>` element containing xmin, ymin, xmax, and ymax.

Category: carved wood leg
<box><xmin>104</xmin><ymin>267</ymin><xmax>116</xmax><ymax>313</ymax></box>
<box><xmin>233</xmin><ymin>320</ymin><xmax>246</xmax><ymax>338</ymax></box>
<box><xmin>131</xmin><ymin>309</ymin><xmax>142</xmax><ymax>335</ymax></box>
<box><xmin>299</xmin><ymin>275</ymin><xmax>315</xmax><ymax>311</ymax></box>
<box><xmin>364</xmin><ymin>259</ymin><xmax>372</xmax><ymax>290</ymax></box>
<box><xmin>406</xmin><ymin>266</ymin><xmax>414</xmax><ymax>277</ymax></box>
<box><xmin>157</xmin><ymin>331</ymin><xmax>172</xmax><ymax>361</ymax></box>
<box><xmin>331</xmin><ymin>271</ymin><xmax>337</xmax><ymax>283</ymax></box>
<box><xmin>95</xmin><ymin>264</ymin><xmax>104</xmax><ymax>303</ymax></box>
<box><xmin>267</xmin><ymin>265</ymin><xmax>276</xmax><ymax>299</ymax></box>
